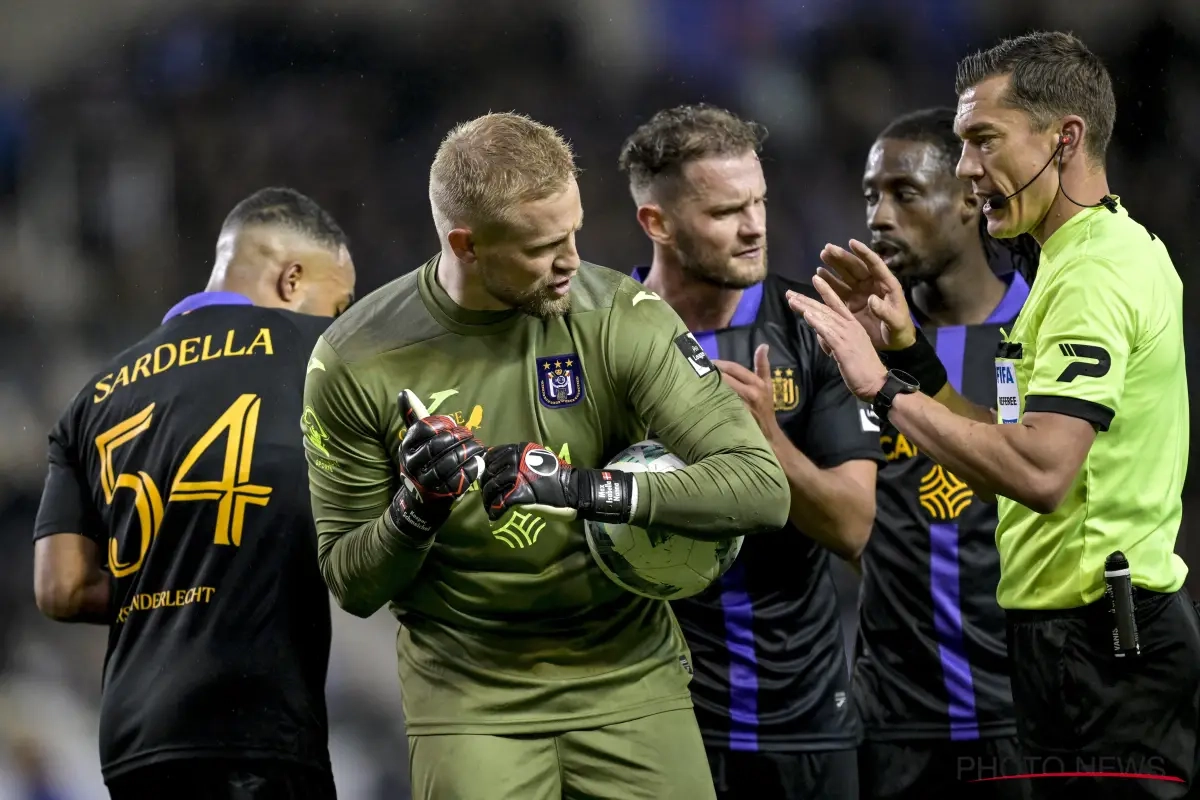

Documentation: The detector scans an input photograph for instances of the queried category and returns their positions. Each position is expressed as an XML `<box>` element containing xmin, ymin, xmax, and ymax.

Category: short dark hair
<box><xmin>618</xmin><ymin>104</ymin><xmax>767</xmax><ymax>198</ymax></box>
<box><xmin>877</xmin><ymin>107</ymin><xmax>1043</xmax><ymax>277</ymax></box>
<box><xmin>221</xmin><ymin>187</ymin><xmax>348</xmax><ymax>250</ymax></box>
<box><xmin>877</xmin><ymin>107</ymin><xmax>962</xmax><ymax>171</ymax></box>
<box><xmin>954</xmin><ymin>31</ymin><xmax>1115</xmax><ymax>163</ymax></box>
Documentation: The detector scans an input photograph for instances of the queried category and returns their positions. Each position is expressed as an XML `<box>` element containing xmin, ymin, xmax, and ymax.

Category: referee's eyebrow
<box><xmin>958</xmin><ymin>122</ymin><xmax>999</xmax><ymax>139</ymax></box>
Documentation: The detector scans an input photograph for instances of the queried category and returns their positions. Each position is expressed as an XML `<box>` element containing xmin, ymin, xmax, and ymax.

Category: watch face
<box><xmin>892</xmin><ymin>369</ymin><xmax>919</xmax><ymax>391</ymax></box>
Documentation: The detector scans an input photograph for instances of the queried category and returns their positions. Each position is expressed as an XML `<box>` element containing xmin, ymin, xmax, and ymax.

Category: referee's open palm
<box><xmin>807</xmin><ymin>239</ymin><xmax>916</xmax><ymax>352</ymax></box>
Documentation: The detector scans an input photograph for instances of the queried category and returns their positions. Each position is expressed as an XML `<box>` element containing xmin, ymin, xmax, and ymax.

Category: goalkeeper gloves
<box><xmin>481</xmin><ymin>442</ymin><xmax>635</xmax><ymax>524</ymax></box>
<box><xmin>388</xmin><ymin>390</ymin><xmax>486</xmax><ymax>540</ymax></box>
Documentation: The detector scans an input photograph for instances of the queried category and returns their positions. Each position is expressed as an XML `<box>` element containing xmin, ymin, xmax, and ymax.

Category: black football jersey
<box><xmin>33</xmin><ymin>293</ymin><xmax>333</xmax><ymax>780</ymax></box>
<box><xmin>854</xmin><ymin>273</ymin><xmax>1029</xmax><ymax>742</ymax></box>
<box><xmin>634</xmin><ymin>269</ymin><xmax>884</xmax><ymax>753</ymax></box>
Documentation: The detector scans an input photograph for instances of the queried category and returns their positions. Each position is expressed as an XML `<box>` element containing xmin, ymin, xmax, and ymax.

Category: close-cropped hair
<box><xmin>429</xmin><ymin>112</ymin><xmax>579</xmax><ymax>232</ymax></box>
<box><xmin>222</xmin><ymin>187</ymin><xmax>348</xmax><ymax>250</ymax></box>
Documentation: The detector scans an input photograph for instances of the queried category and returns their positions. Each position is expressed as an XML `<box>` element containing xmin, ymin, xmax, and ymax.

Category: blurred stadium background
<box><xmin>0</xmin><ymin>0</ymin><xmax>1197</xmax><ymax>797</ymax></box>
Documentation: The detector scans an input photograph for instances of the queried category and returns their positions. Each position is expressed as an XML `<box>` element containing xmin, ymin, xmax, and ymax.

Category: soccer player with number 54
<box><xmin>32</xmin><ymin>189</ymin><xmax>355</xmax><ymax>799</ymax></box>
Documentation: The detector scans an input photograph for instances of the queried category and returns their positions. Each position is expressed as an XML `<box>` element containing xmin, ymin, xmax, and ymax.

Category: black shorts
<box><xmin>1007</xmin><ymin>587</ymin><xmax>1200</xmax><ymax>799</ymax></box>
<box><xmin>707</xmin><ymin>747</ymin><xmax>857</xmax><ymax>800</ymax></box>
<box><xmin>105</xmin><ymin>759</ymin><xmax>336</xmax><ymax>800</ymax></box>
<box><xmin>859</xmin><ymin>736</ymin><xmax>1030</xmax><ymax>799</ymax></box>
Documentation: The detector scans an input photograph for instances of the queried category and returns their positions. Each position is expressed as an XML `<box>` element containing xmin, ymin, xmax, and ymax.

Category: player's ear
<box><xmin>636</xmin><ymin>205</ymin><xmax>671</xmax><ymax>246</ymax></box>
<box><xmin>447</xmin><ymin>228</ymin><xmax>477</xmax><ymax>264</ymax></box>
<box><xmin>277</xmin><ymin>262</ymin><xmax>302</xmax><ymax>303</ymax></box>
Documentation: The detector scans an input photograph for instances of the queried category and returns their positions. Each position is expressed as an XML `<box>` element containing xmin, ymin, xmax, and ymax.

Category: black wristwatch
<box><xmin>872</xmin><ymin>369</ymin><xmax>920</xmax><ymax>425</ymax></box>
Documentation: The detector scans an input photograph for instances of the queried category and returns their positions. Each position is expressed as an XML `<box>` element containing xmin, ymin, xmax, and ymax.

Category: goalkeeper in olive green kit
<box><xmin>301</xmin><ymin>112</ymin><xmax>789</xmax><ymax>799</ymax></box>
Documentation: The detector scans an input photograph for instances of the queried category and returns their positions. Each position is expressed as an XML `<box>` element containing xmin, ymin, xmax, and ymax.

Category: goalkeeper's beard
<box><xmin>481</xmin><ymin>270</ymin><xmax>571</xmax><ymax>319</ymax></box>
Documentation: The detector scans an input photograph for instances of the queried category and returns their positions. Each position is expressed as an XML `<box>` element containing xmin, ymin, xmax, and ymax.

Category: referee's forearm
<box><xmin>931</xmin><ymin>384</ymin><xmax>996</xmax><ymax>425</ymax></box>
<box><xmin>888</xmin><ymin>391</ymin><xmax>1037</xmax><ymax>506</ymax></box>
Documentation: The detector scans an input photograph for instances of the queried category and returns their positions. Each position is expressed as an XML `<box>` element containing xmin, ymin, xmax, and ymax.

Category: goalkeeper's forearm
<box><xmin>630</xmin><ymin>444</ymin><xmax>790</xmax><ymax>541</ymax></box>
<box><xmin>317</xmin><ymin>513</ymin><xmax>432</xmax><ymax>618</ymax></box>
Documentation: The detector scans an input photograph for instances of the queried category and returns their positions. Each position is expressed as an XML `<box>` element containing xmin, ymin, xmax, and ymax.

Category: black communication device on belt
<box><xmin>1104</xmin><ymin>551</ymin><xmax>1140</xmax><ymax>657</ymax></box>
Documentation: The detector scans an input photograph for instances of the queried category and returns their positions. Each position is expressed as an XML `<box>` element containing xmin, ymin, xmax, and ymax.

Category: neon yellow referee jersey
<box><xmin>994</xmin><ymin>198</ymin><xmax>1188</xmax><ymax>610</ymax></box>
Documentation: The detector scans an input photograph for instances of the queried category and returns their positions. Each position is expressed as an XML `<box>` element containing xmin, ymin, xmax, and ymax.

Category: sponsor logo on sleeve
<box><xmin>1056</xmin><ymin>343</ymin><xmax>1111</xmax><ymax>382</ymax></box>
<box><xmin>673</xmin><ymin>332</ymin><xmax>714</xmax><ymax>377</ymax></box>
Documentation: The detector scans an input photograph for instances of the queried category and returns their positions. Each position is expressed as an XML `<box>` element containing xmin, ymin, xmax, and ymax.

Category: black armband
<box><xmin>879</xmin><ymin>331</ymin><xmax>948</xmax><ymax>396</ymax></box>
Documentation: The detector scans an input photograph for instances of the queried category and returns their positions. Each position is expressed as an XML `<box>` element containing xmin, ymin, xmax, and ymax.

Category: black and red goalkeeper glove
<box><xmin>481</xmin><ymin>442</ymin><xmax>635</xmax><ymax>524</ymax></box>
<box><xmin>388</xmin><ymin>390</ymin><xmax>486</xmax><ymax>540</ymax></box>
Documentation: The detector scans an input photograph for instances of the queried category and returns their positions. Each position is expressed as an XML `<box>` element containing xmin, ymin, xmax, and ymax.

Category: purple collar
<box><xmin>909</xmin><ymin>271</ymin><xmax>1030</xmax><ymax>329</ymax></box>
<box><xmin>630</xmin><ymin>266</ymin><xmax>764</xmax><ymax>331</ymax></box>
<box><xmin>162</xmin><ymin>291</ymin><xmax>253</xmax><ymax>323</ymax></box>
<box><xmin>984</xmin><ymin>271</ymin><xmax>1029</xmax><ymax>325</ymax></box>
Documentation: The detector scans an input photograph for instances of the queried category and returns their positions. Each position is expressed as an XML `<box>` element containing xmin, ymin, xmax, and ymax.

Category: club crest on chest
<box><xmin>537</xmin><ymin>353</ymin><xmax>585</xmax><ymax>409</ymax></box>
<box><xmin>772</xmin><ymin>366</ymin><xmax>799</xmax><ymax>412</ymax></box>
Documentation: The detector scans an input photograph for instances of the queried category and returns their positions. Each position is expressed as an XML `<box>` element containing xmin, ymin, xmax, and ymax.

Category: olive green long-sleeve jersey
<box><xmin>301</xmin><ymin>256</ymin><xmax>788</xmax><ymax>735</ymax></box>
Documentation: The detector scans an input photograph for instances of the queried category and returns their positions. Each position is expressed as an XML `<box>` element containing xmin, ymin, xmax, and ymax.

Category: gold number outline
<box><xmin>94</xmin><ymin>394</ymin><xmax>273</xmax><ymax>577</ymax></box>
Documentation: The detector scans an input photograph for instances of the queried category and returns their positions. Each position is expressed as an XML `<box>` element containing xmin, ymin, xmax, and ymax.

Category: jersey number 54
<box><xmin>93</xmin><ymin>394</ymin><xmax>273</xmax><ymax>577</ymax></box>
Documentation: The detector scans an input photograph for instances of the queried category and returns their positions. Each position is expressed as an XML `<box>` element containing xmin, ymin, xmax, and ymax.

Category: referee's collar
<box><xmin>630</xmin><ymin>266</ymin><xmax>764</xmax><ymax>331</ymax></box>
<box><xmin>162</xmin><ymin>291</ymin><xmax>254</xmax><ymax>323</ymax></box>
<box><xmin>1041</xmin><ymin>195</ymin><xmax>1125</xmax><ymax>263</ymax></box>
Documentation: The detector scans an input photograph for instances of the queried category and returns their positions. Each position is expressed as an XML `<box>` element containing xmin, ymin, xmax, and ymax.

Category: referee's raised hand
<box><xmin>790</xmin><ymin>239</ymin><xmax>916</xmax><ymax>352</ymax></box>
<box><xmin>787</xmin><ymin>271</ymin><xmax>889</xmax><ymax>403</ymax></box>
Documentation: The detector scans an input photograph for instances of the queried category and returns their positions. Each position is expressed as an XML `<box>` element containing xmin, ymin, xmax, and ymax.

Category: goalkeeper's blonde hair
<box><xmin>429</xmin><ymin>112</ymin><xmax>579</xmax><ymax>235</ymax></box>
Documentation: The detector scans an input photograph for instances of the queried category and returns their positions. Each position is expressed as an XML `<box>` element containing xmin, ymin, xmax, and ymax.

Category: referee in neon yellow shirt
<box><xmin>792</xmin><ymin>31</ymin><xmax>1200</xmax><ymax>798</ymax></box>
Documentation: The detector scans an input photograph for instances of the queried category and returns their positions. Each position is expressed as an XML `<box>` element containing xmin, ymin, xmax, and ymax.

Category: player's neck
<box><xmin>642</xmin><ymin>258</ymin><xmax>742</xmax><ymax>332</ymax></box>
<box><xmin>1032</xmin><ymin>168</ymin><xmax>1111</xmax><ymax>245</ymax></box>
<box><xmin>204</xmin><ymin>266</ymin><xmax>270</xmax><ymax>308</ymax></box>
<box><xmin>911</xmin><ymin>249</ymin><xmax>1006</xmax><ymax>327</ymax></box>
<box><xmin>436</xmin><ymin>251</ymin><xmax>512</xmax><ymax>312</ymax></box>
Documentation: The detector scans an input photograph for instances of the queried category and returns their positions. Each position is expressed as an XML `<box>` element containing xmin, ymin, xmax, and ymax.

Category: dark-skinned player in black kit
<box><xmin>854</xmin><ymin>107</ymin><xmax>1034</xmax><ymax>800</ymax></box>
<box><xmin>33</xmin><ymin>188</ymin><xmax>355</xmax><ymax>800</ymax></box>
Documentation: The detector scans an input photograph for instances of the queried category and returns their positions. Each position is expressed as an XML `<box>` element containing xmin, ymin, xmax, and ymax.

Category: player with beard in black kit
<box><xmin>620</xmin><ymin>104</ymin><xmax>883</xmax><ymax>800</ymax></box>
<box><xmin>32</xmin><ymin>188</ymin><xmax>356</xmax><ymax>800</ymax></box>
<box><xmin>854</xmin><ymin>108</ymin><xmax>1033</xmax><ymax>799</ymax></box>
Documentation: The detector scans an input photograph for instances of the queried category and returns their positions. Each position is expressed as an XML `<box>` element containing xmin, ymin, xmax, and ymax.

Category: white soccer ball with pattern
<box><xmin>584</xmin><ymin>440</ymin><xmax>743</xmax><ymax>600</ymax></box>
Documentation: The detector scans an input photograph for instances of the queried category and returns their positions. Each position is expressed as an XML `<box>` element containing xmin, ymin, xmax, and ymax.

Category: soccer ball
<box><xmin>584</xmin><ymin>440</ymin><xmax>743</xmax><ymax>601</ymax></box>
